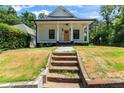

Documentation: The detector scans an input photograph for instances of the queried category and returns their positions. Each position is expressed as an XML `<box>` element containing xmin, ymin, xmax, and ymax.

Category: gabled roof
<box><xmin>13</xmin><ymin>24</ymin><xmax>36</xmax><ymax>36</ymax></box>
<box><xmin>47</xmin><ymin>6</ymin><xmax>76</xmax><ymax>18</ymax></box>
<box><xmin>32</xmin><ymin>6</ymin><xmax>96</xmax><ymax>22</ymax></box>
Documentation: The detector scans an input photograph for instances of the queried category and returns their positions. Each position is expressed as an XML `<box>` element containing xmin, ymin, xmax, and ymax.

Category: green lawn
<box><xmin>0</xmin><ymin>47</ymin><xmax>54</xmax><ymax>83</ymax></box>
<box><xmin>0</xmin><ymin>49</ymin><xmax>6</xmax><ymax>54</ymax></box>
<box><xmin>75</xmin><ymin>45</ymin><xmax>124</xmax><ymax>79</ymax></box>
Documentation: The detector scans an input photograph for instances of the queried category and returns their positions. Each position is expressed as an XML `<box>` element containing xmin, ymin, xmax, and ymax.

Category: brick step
<box><xmin>47</xmin><ymin>73</ymin><xmax>81</xmax><ymax>83</ymax></box>
<box><xmin>51</xmin><ymin>61</ymin><xmax>78</xmax><ymax>66</ymax></box>
<box><xmin>43</xmin><ymin>81</ymin><xmax>83</xmax><ymax>88</ymax></box>
<box><xmin>52</xmin><ymin>55</ymin><xmax>77</xmax><ymax>61</ymax></box>
<box><xmin>52</xmin><ymin>52</ymin><xmax>76</xmax><ymax>56</ymax></box>
<box><xmin>49</xmin><ymin>66</ymin><xmax>79</xmax><ymax>73</ymax></box>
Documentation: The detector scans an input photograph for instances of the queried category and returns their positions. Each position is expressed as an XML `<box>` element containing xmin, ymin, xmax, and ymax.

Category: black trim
<box><xmin>73</xmin><ymin>29</ymin><xmax>79</xmax><ymax>39</ymax></box>
<box><xmin>49</xmin><ymin>29</ymin><xmax>55</xmax><ymax>39</ymax></box>
<box><xmin>47</xmin><ymin>16</ymin><xmax>75</xmax><ymax>18</ymax></box>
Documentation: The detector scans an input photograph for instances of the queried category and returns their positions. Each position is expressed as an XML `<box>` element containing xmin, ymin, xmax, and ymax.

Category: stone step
<box><xmin>47</xmin><ymin>73</ymin><xmax>81</xmax><ymax>83</ymax></box>
<box><xmin>52</xmin><ymin>52</ymin><xmax>76</xmax><ymax>56</ymax></box>
<box><xmin>49</xmin><ymin>66</ymin><xmax>79</xmax><ymax>73</ymax></box>
<box><xmin>52</xmin><ymin>55</ymin><xmax>77</xmax><ymax>61</ymax></box>
<box><xmin>43</xmin><ymin>81</ymin><xmax>83</xmax><ymax>88</ymax></box>
<box><xmin>51</xmin><ymin>60</ymin><xmax>78</xmax><ymax>66</ymax></box>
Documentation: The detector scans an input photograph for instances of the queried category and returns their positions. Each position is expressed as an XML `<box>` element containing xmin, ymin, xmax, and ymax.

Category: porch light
<box><xmin>65</xmin><ymin>23</ymin><xmax>68</xmax><ymax>26</ymax></box>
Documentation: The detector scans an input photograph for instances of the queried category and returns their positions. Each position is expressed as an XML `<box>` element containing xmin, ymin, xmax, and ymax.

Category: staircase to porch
<box><xmin>43</xmin><ymin>47</ymin><xmax>83</xmax><ymax>88</ymax></box>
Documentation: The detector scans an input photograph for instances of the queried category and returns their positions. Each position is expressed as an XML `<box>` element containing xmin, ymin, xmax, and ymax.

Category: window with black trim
<box><xmin>49</xmin><ymin>29</ymin><xmax>55</xmax><ymax>39</ymax></box>
<box><xmin>73</xmin><ymin>29</ymin><xmax>79</xmax><ymax>39</ymax></box>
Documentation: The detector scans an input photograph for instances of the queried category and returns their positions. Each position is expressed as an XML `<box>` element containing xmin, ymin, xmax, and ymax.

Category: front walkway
<box><xmin>55</xmin><ymin>46</ymin><xmax>75</xmax><ymax>52</ymax></box>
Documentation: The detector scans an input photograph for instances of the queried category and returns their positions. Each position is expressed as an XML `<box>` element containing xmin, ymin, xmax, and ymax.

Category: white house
<box><xmin>33</xmin><ymin>6</ymin><xmax>95</xmax><ymax>45</ymax></box>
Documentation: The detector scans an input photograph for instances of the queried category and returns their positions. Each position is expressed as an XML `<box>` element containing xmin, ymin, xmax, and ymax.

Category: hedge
<box><xmin>0</xmin><ymin>23</ymin><xmax>31</xmax><ymax>49</ymax></box>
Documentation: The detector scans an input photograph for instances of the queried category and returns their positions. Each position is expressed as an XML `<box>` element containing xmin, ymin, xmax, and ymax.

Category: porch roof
<box><xmin>32</xmin><ymin>18</ymin><xmax>96</xmax><ymax>21</ymax></box>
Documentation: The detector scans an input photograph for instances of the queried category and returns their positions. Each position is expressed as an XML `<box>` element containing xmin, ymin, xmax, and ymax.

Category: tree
<box><xmin>0</xmin><ymin>6</ymin><xmax>7</xmax><ymax>14</ymax></box>
<box><xmin>38</xmin><ymin>12</ymin><xmax>47</xmax><ymax>19</ymax></box>
<box><xmin>20</xmin><ymin>11</ymin><xmax>36</xmax><ymax>29</ymax></box>
<box><xmin>90</xmin><ymin>20</ymin><xmax>109</xmax><ymax>45</ymax></box>
<box><xmin>0</xmin><ymin>6</ymin><xmax>20</xmax><ymax>25</ymax></box>
<box><xmin>7</xmin><ymin>6</ymin><xmax>17</xmax><ymax>16</ymax></box>
<box><xmin>100</xmin><ymin>5</ymin><xmax>116</xmax><ymax>30</ymax></box>
<box><xmin>90</xmin><ymin>5</ymin><xmax>124</xmax><ymax>46</ymax></box>
<box><xmin>96</xmin><ymin>5</ymin><xmax>116</xmax><ymax>45</ymax></box>
<box><xmin>112</xmin><ymin>6</ymin><xmax>124</xmax><ymax>46</ymax></box>
<box><xmin>6</xmin><ymin>14</ymin><xmax>20</xmax><ymax>25</ymax></box>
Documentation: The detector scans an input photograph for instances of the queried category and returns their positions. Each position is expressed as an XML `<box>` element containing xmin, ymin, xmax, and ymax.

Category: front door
<box><xmin>64</xmin><ymin>30</ymin><xmax>69</xmax><ymax>41</ymax></box>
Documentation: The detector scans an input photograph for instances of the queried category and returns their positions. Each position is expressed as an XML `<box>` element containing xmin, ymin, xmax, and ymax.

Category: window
<box><xmin>73</xmin><ymin>29</ymin><xmax>79</xmax><ymax>39</ymax></box>
<box><xmin>49</xmin><ymin>29</ymin><xmax>55</xmax><ymax>39</ymax></box>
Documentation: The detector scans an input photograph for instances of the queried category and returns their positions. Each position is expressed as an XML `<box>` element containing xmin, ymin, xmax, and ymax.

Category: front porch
<box><xmin>56</xmin><ymin>22</ymin><xmax>89</xmax><ymax>43</ymax></box>
<box><xmin>36</xmin><ymin>21</ymin><xmax>92</xmax><ymax>44</ymax></box>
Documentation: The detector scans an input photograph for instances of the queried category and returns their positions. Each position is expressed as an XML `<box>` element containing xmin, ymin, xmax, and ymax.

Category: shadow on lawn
<box><xmin>0</xmin><ymin>48</ymin><xmax>8</xmax><ymax>54</ymax></box>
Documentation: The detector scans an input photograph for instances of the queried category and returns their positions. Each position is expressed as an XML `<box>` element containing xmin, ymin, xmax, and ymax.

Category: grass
<box><xmin>0</xmin><ymin>48</ymin><xmax>7</xmax><ymax>54</ymax></box>
<box><xmin>75</xmin><ymin>45</ymin><xmax>124</xmax><ymax>79</ymax></box>
<box><xmin>112</xmin><ymin>63</ymin><xmax>124</xmax><ymax>71</ymax></box>
<box><xmin>0</xmin><ymin>47</ymin><xmax>54</xmax><ymax>83</ymax></box>
<box><xmin>62</xmin><ymin>71</ymin><xmax>76</xmax><ymax>78</ymax></box>
<box><xmin>104</xmin><ymin>50</ymin><xmax>124</xmax><ymax>57</ymax></box>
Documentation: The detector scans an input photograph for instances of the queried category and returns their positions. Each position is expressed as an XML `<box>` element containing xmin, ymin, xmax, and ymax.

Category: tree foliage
<box><xmin>7</xmin><ymin>6</ymin><xmax>17</xmax><ymax>16</ymax></box>
<box><xmin>90</xmin><ymin>5</ymin><xmax>124</xmax><ymax>47</ymax></box>
<box><xmin>100</xmin><ymin>5</ymin><xmax>115</xmax><ymax>30</ymax></box>
<box><xmin>0</xmin><ymin>6</ymin><xmax>36</xmax><ymax>27</ymax></box>
<box><xmin>112</xmin><ymin>6</ymin><xmax>124</xmax><ymax>46</ymax></box>
<box><xmin>20</xmin><ymin>11</ymin><xmax>36</xmax><ymax>29</ymax></box>
<box><xmin>0</xmin><ymin>6</ymin><xmax>20</xmax><ymax>25</ymax></box>
<box><xmin>38</xmin><ymin>12</ymin><xmax>47</xmax><ymax>19</ymax></box>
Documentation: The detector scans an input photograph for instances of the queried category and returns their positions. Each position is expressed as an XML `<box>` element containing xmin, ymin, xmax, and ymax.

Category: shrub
<box><xmin>0</xmin><ymin>23</ymin><xmax>31</xmax><ymax>49</ymax></box>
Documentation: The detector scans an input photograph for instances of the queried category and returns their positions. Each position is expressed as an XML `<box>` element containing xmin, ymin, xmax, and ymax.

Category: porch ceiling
<box><xmin>35</xmin><ymin>20</ymin><xmax>94</xmax><ymax>26</ymax></box>
<box><xmin>33</xmin><ymin>18</ymin><xmax>95</xmax><ymax>21</ymax></box>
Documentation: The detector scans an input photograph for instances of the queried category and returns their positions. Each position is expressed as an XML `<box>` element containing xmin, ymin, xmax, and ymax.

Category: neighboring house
<box><xmin>13</xmin><ymin>24</ymin><xmax>36</xmax><ymax>48</ymax></box>
<box><xmin>33</xmin><ymin>6</ymin><xmax>95</xmax><ymax>45</ymax></box>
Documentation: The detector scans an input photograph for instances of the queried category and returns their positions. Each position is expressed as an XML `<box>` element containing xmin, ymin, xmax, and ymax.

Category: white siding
<box><xmin>37</xmin><ymin>23</ymin><xmax>57</xmax><ymax>43</ymax></box>
<box><xmin>73</xmin><ymin>24</ymin><xmax>83</xmax><ymax>43</ymax></box>
<box><xmin>50</xmin><ymin>9</ymin><xmax>72</xmax><ymax>17</ymax></box>
<box><xmin>37</xmin><ymin>23</ymin><xmax>87</xmax><ymax>43</ymax></box>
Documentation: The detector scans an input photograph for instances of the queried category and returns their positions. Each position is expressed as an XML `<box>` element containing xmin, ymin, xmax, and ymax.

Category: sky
<box><xmin>11</xmin><ymin>5</ymin><xmax>102</xmax><ymax>19</ymax></box>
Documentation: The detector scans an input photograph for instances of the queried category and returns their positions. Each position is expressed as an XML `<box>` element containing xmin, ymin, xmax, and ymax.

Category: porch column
<box><xmin>70</xmin><ymin>23</ymin><xmax>73</xmax><ymax>41</ymax></box>
<box><xmin>87</xmin><ymin>25</ymin><xmax>89</xmax><ymax>43</ymax></box>
<box><xmin>57</xmin><ymin>23</ymin><xmax>59</xmax><ymax>42</ymax></box>
<box><xmin>82</xmin><ymin>26</ymin><xmax>85</xmax><ymax>42</ymax></box>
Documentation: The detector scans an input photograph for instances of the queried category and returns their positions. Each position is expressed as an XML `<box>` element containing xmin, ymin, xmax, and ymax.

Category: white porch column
<box><xmin>70</xmin><ymin>23</ymin><xmax>73</xmax><ymax>41</ymax></box>
<box><xmin>57</xmin><ymin>23</ymin><xmax>59</xmax><ymax>42</ymax></box>
<box><xmin>82</xmin><ymin>26</ymin><xmax>85</xmax><ymax>42</ymax></box>
<box><xmin>87</xmin><ymin>25</ymin><xmax>89</xmax><ymax>43</ymax></box>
